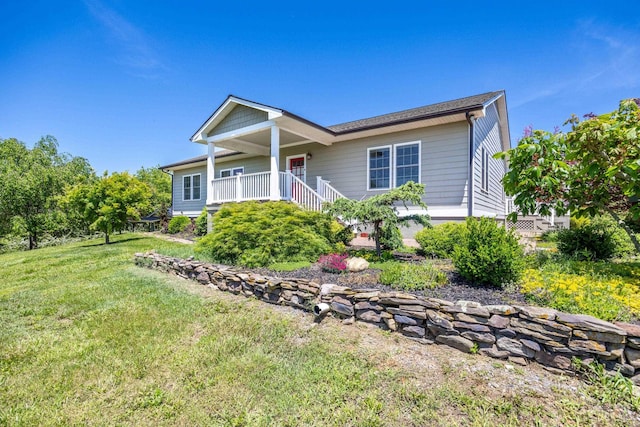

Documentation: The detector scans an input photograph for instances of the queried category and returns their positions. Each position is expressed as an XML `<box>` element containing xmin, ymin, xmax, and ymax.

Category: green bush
<box><xmin>168</xmin><ymin>216</ymin><xmax>191</xmax><ymax>234</ymax></box>
<box><xmin>195</xmin><ymin>209</ymin><xmax>208</xmax><ymax>236</ymax></box>
<box><xmin>415</xmin><ymin>222</ymin><xmax>466</xmax><ymax>258</ymax></box>
<box><xmin>377</xmin><ymin>261</ymin><xmax>447</xmax><ymax>291</ymax></box>
<box><xmin>452</xmin><ymin>217</ymin><xmax>525</xmax><ymax>288</ymax></box>
<box><xmin>379</xmin><ymin>223</ymin><xmax>403</xmax><ymax>250</ymax></box>
<box><xmin>194</xmin><ymin>201</ymin><xmax>336</xmax><ymax>267</ymax></box>
<box><xmin>557</xmin><ymin>215</ymin><xmax>635</xmax><ymax>260</ymax></box>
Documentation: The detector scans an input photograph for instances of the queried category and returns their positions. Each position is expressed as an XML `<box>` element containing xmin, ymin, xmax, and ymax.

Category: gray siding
<box><xmin>298</xmin><ymin>122</ymin><xmax>469</xmax><ymax>209</ymax></box>
<box><xmin>172</xmin><ymin>165</ymin><xmax>207</xmax><ymax>216</ymax></box>
<box><xmin>210</xmin><ymin>105</ymin><xmax>268</xmax><ymax>136</ymax></box>
<box><xmin>216</xmin><ymin>156</ymin><xmax>269</xmax><ymax>177</ymax></box>
<box><xmin>472</xmin><ymin>102</ymin><xmax>507</xmax><ymax>217</ymax></box>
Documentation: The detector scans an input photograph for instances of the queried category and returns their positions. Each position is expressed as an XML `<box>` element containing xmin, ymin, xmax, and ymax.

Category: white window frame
<box><xmin>182</xmin><ymin>173</ymin><xmax>201</xmax><ymax>201</ymax></box>
<box><xmin>481</xmin><ymin>147</ymin><xmax>489</xmax><ymax>194</ymax></box>
<box><xmin>393</xmin><ymin>141</ymin><xmax>421</xmax><ymax>188</ymax></box>
<box><xmin>219</xmin><ymin>167</ymin><xmax>244</xmax><ymax>178</ymax></box>
<box><xmin>367</xmin><ymin>141</ymin><xmax>421</xmax><ymax>191</ymax></box>
<box><xmin>367</xmin><ymin>145</ymin><xmax>392</xmax><ymax>191</ymax></box>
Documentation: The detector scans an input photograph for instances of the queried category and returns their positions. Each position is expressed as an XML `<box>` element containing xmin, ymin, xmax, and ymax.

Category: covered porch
<box><xmin>190</xmin><ymin>96</ymin><xmax>343</xmax><ymax>211</ymax></box>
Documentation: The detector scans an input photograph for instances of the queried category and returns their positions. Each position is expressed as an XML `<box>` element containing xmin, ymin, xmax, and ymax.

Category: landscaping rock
<box><xmin>572</xmin><ymin>329</ymin><xmax>627</xmax><ymax>344</ymax></box>
<box><xmin>479</xmin><ymin>346</ymin><xmax>510</xmax><ymax>359</ymax></box>
<box><xmin>442</xmin><ymin>304</ymin><xmax>490</xmax><ymax>318</ymax></box>
<box><xmin>387</xmin><ymin>307</ymin><xmax>427</xmax><ymax>320</ymax></box>
<box><xmin>453</xmin><ymin>312</ymin><xmax>489</xmax><ymax>324</ymax></box>
<box><xmin>461</xmin><ymin>331</ymin><xmax>496</xmax><ymax>344</ymax></box>
<box><xmin>496</xmin><ymin>337</ymin><xmax>535</xmax><ymax>358</ymax></box>
<box><xmin>330</xmin><ymin>302</ymin><xmax>354</xmax><ymax>317</ymax></box>
<box><xmin>568</xmin><ymin>339</ymin><xmax>608</xmax><ymax>355</ymax></box>
<box><xmin>346</xmin><ymin>257</ymin><xmax>369</xmax><ymax>272</ymax></box>
<box><xmin>534</xmin><ymin>351</ymin><xmax>572</xmax><ymax>370</ymax></box>
<box><xmin>556</xmin><ymin>313</ymin><xmax>627</xmax><ymax>336</ymax></box>
<box><xmin>435</xmin><ymin>335</ymin><xmax>475</xmax><ymax>353</ymax></box>
<box><xmin>625</xmin><ymin>347</ymin><xmax>640</xmax><ymax>368</ymax></box>
<box><xmin>356</xmin><ymin>310</ymin><xmax>382</xmax><ymax>323</ymax></box>
<box><xmin>384</xmin><ymin>317</ymin><xmax>398</xmax><ymax>331</ymax></box>
<box><xmin>488</xmin><ymin>315</ymin><xmax>510</xmax><ymax>329</ymax></box>
<box><xmin>394</xmin><ymin>315</ymin><xmax>420</xmax><ymax>326</ymax></box>
<box><xmin>452</xmin><ymin>321</ymin><xmax>491</xmax><ymax>333</ymax></box>
<box><xmin>508</xmin><ymin>356</ymin><xmax>528</xmax><ymax>366</ymax></box>
<box><xmin>484</xmin><ymin>305</ymin><xmax>517</xmax><ymax>315</ymax></box>
<box><xmin>614</xmin><ymin>322</ymin><xmax>640</xmax><ymax>337</ymax></box>
<box><xmin>354</xmin><ymin>301</ymin><xmax>384</xmax><ymax>311</ymax></box>
<box><xmin>511</xmin><ymin>317</ymin><xmax>571</xmax><ymax>339</ymax></box>
<box><xmin>402</xmin><ymin>325</ymin><xmax>426</xmax><ymax>337</ymax></box>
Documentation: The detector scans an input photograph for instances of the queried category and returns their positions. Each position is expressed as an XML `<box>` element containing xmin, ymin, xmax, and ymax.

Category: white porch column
<box><xmin>269</xmin><ymin>125</ymin><xmax>280</xmax><ymax>200</ymax></box>
<box><xmin>207</xmin><ymin>142</ymin><xmax>215</xmax><ymax>204</ymax></box>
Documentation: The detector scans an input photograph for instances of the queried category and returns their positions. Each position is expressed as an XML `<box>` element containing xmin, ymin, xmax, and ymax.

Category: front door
<box><xmin>289</xmin><ymin>156</ymin><xmax>305</xmax><ymax>183</ymax></box>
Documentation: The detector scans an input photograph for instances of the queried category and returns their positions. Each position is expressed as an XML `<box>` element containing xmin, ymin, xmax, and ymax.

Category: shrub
<box><xmin>167</xmin><ymin>216</ymin><xmax>191</xmax><ymax>234</ymax></box>
<box><xmin>318</xmin><ymin>253</ymin><xmax>348</xmax><ymax>273</ymax></box>
<box><xmin>377</xmin><ymin>261</ymin><xmax>447</xmax><ymax>291</ymax></box>
<box><xmin>379</xmin><ymin>223</ymin><xmax>403</xmax><ymax>250</ymax></box>
<box><xmin>520</xmin><ymin>260</ymin><xmax>640</xmax><ymax>321</ymax></box>
<box><xmin>556</xmin><ymin>215</ymin><xmax>634</xmax><ymax>260</ymax></box>
<box><xmin>452</xmin><ymin>217</ymin><xmax>524</xmax><ymax>288</ymax></box>
<box><xmin>415</xmin><ymin>222</ymin><xmax>466</xmax><ymax>258</ymax></box>
<box><xmin>194</xmin><ymin>201</ymin><xmax>335</xmax><ymax>267</ymax></box>
<box><xmin>195</xmin><ymin>209</ymin><xmax>208</xmax><ymax>236</ymax></box>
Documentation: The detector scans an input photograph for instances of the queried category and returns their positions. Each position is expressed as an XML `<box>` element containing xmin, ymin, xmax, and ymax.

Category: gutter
<box><xmin>466</xmin><ymin>112</ymin><xmax>477</xmax><ymax>217</ymax></box>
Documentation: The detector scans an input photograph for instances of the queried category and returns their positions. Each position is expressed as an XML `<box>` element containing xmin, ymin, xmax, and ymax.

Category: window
<box><xmin>368</xmin><ymin>146</ymin><xmax>391</xmax><ymax>189</ymax></box>
<box><xmin>220</xmin><ymin>167</ymin><xmax>244</xmax><ymax>178</ymax></box>
<box><xmin>183</xmin><ymin>174</ymin><xmax>201</xmax><ymax>201</ymax></box>
<box><xmin>367</xmin><ymin>142</ymin><xmax>421</xmax><ymax>190</ymax></box>
<box><xmin>481</xmin><ymin>148</ymin><xmax>490</xmax><ymax>193</ymax></box>
<box><xmin>395</xmin><ymin>142</ymin><xmax>420</xmax><ymax>186</ymax></box>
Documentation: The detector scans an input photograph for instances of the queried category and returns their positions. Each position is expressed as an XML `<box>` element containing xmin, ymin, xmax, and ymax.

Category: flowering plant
<box><xmin>318</xmin><ymin>253</ymin><xmax>348</xmax><ymax>273</ymax></box>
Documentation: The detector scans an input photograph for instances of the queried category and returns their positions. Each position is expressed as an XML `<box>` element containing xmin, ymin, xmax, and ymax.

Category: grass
<box><xmin>1</xmin><ymin>233</ymin><xmax>638</xmax><ymax>425</ymax></box>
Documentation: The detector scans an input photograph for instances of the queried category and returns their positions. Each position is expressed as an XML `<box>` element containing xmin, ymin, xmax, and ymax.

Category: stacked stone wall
<box><xmin>134</xmin><ymin>252</ymin><xmax>640</xmax><ymax>383</ymax></box>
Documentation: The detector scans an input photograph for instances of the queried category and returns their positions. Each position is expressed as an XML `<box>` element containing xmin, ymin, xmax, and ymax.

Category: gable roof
<box><xmin>328</xmin><ymin>91</ymin><xmax>504</xmax><ymax>134</ymax></box>
<box><xmin>168</xmin><ymin>90</ymin><xmax>508</xmax><ymax>170</ymax></box>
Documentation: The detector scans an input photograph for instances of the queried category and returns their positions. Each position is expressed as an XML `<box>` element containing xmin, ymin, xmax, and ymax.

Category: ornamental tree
<box><xmin>65</xmin><ymin>172</ymin><xmax>151</xmax><ymax>244</ymax></box>
<box><xmin>0</xmin><ymin>136</ymin><xmax>94</xmax><ymax>249</ymax></box>
<box><xmin>497</xmin><ymin>98</ymin><xmax>640</xmax><ymax>253</ymax></box>
<box><xmin>325</xmin><ymin>181</ymin><xmax>429</xmax><ymax>257</ymax></box>
<box><xmin>135</xmin><ymin>165</ymin><xmax>172</xmax><ymax>223</ymax></box>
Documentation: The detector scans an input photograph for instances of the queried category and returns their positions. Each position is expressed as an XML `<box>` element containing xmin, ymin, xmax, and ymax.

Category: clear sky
<box><xmin>1</xmin><ymin>1</ymin><xmax>639</xmax><ymax>174</ymax></box>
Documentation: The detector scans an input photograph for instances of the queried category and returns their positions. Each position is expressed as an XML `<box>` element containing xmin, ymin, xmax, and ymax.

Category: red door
<box><xmin>289</xmin><ymin>157</ymin><xmax>305</xmax><ymax>182</ymax></box>
<box><xmin>289</xmin><ymin>157</ymin><xmax>305</xmax><ymax>199</ymax></box>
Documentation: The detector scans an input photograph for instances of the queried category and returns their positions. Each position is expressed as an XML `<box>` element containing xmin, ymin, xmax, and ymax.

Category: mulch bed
<box><xmin>248</xmin><ymin>250</ymin><xmax>528</xmax><ymax>307</ymax></box>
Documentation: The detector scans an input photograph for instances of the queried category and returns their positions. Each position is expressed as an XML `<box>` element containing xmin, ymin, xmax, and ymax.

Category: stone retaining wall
<box><xmin>134</xmin><ymin>252</ymin><xmax>640</xmax><ymax>384</ymax></box>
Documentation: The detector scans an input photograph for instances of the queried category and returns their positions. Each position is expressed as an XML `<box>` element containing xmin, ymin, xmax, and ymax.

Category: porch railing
<box><xmin>210</xmin><ymin>171</ymin><xmax>345</xmax><ymax>212</ymax></box>
<box><xmin>212</xmin><ymin>171</ymin><xmax>271</xmax><ymax>203</ymax></box>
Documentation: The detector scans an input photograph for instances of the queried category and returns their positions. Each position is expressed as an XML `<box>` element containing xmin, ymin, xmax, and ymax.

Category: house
<box><xmin>160</xmin><ymin>91</ymin><xmax>513</xmax><ymax>236</ymax></box>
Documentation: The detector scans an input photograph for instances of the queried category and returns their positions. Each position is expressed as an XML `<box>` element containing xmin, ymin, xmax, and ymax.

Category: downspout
<box><xmin>466</xmin><ymin>112</ymin><xmax>476</xmax><ymax>218</ymax></box>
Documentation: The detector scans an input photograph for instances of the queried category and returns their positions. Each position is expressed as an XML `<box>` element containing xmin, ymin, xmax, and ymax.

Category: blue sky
<box><xmin>1</xmin><ymin>1</ymin><xmax>639</xmax><ymax>174</ymax></box>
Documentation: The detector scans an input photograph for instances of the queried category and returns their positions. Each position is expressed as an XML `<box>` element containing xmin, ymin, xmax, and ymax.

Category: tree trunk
<box><xmin>608</xmin><ymin>210</ymin><xmax>640</xmax><ymax>254</ymax></box>
<box><xmin>105</xmin><ymin>232</ymin><xmax>110</xmax><ymax>244</ymax></box>
<box><xmin>28</xmin><ymin>233</ymin><xmax>36</xmax><ymax>250</ymax></box>
<box><xmin>374</xmin><ymin>221</ymin><xmax>382</xmax><ymax>258</ymax></box>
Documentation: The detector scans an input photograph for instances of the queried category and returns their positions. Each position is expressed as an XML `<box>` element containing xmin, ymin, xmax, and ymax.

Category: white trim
<box><xmin>393</xmin><ymin>140</ymin><xmax>421</xmax><ymax>187</ymax></box>
<box><xmin>205</xmin><ymin>120</ymin><xmax>275</xmax><ymax>144</ymax></box>
<box><xmin>182</xmin><ymin>173</ymin><xmax>202</xmax><ymax>201</ymax></box>
<box><xmin>480</xmin><ymin>147</ymin><xmax>489</xmax><ymax>194</ymax></box>
<box><xmin>171</xmin><ymin>210</ymin><xmax>203</xmax><ymax>218</ymax></box>
<box><xmin>192</xmin><ymin>97</ymin><xmax>282</xmax><ymax>142</ymax></box>
<box><xmin>367</xmin><ymin>145</ymin><xmax>392</xmax><ymax>191</ymax></box>
<box><xmin>285</xmin><ymin>153</ymin><xmax>307</xmax><ymax>183</ymax></box>
<box><xmin>219</xmin><ymin>167</ymin><xmax>244</xmax><ymax>178</ymax></box>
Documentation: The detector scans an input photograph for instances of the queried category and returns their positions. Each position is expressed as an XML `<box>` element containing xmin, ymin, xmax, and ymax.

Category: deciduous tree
<box><xmin>498</xmin><ymin>98</ymin><xmax>640</xmax><ymax>252</ymax></box>
<box><xmin>65</xmin><ymin>172</ymin><xmax>151</xmax><ymax>244</ymax></box>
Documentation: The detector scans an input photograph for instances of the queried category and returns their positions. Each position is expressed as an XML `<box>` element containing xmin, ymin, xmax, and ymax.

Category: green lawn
<box><xmin>1</xmin><ymin>233</ymin><xmax>637</xmax><ymax>426</ymax></box>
